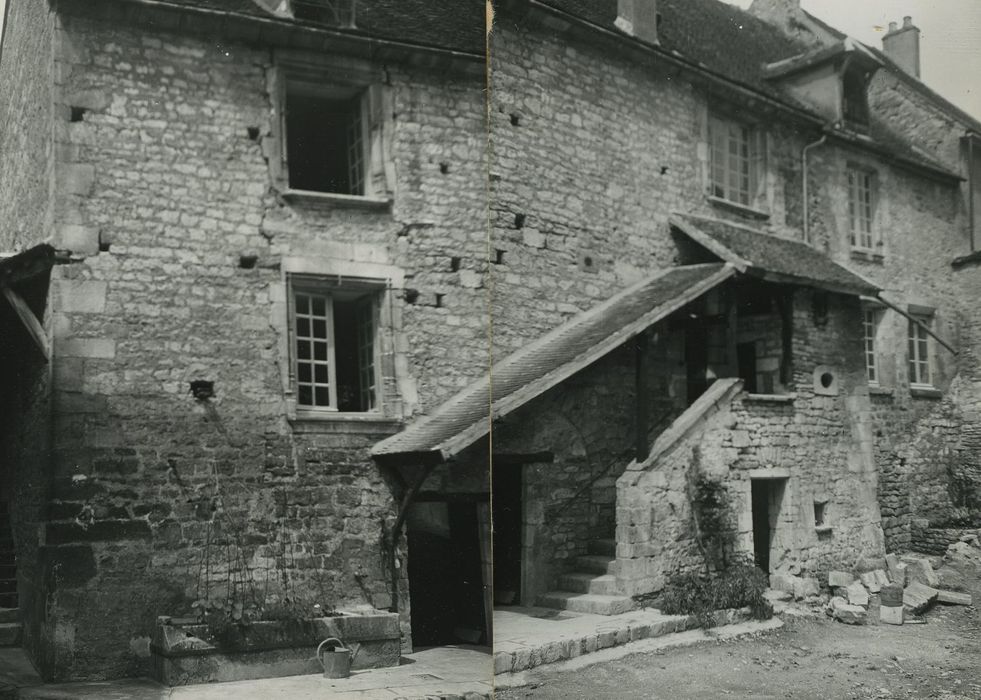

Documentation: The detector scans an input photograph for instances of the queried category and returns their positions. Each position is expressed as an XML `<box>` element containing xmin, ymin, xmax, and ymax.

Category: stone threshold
<box><xmin>493</xmin><ymin>605</ymin><xmax>754</xmax><ymax>675</ymax></box>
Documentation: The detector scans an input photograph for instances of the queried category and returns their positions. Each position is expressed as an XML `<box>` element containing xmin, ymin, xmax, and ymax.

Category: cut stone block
<box><xmin>937</xmin><ymin>590</ymin><xmax>972</xmax><ymax>606</ymax></box>
<box><xmin>828</xmin><ymin>571</ymin><xmax>854</xmax><ymax>587</ymax></box>
<box><xmin>793</xmin><ymin>576</ymin><xmax>819</xmax><ymax>601</ymax></box>
<box><xmin>879</xmin><ymin>605</ymin><xmax>904</xmax><ymax>625</ymax></box>
<box><xmin>903</xmin><ymin>581</ymin><xmax>939</xmax><ymax>615</ymax></box>
<box><xmin>764</xmin><ymin>589</ymin><xmax>792</xmax><ymax>603</ymax></box>
<box><xmin>902</xmin><ymin>557</ymin><xmax>940</xmax><ymax>588</ymax></box>
<box><xmin>824</xmin><ymin>596</ymin><xmax>847</xmax><ymax>617</ymax></box>
<box><xmin>845</xmin><ymin>581</ymin><xmax>869</xmax><ymax>607</ymax></box>
<box><xmin>879</xmin><ymin>583</ymin><xmax>904</xmax><ymax>607</ymax></box>
<box><xmin>833</xmin><ymin>604</ymin><xmax>867</xmax><ymax>625</ymax></box>
<box><xmin>859</xmin><ymin>572</ymin><xmax>881</xmax><ymax>594</ymax></box>
<box><xmin>769</xmin><ymin>573</ymin><xmax>796</xmax><ymax>595</ymax></box>
<box><xmin>874</xmin><ymin>570</ymin><xmax>891</xmax><ymax>588</ymax></box>
<box><xmin>886</xmin><ymin>554</ymin><xmax>907</xmax><ymax>586</ymax></box>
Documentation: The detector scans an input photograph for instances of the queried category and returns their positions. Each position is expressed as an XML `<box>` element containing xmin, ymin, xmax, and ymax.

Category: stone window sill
<box><xmin>868</xmin><ymin>385</ymin><xmax>894</xmax><ymax>397</ymax></box>
<box><xmin>910</xmin><ymin>386</ymin><xmax>942</xmax><ymax>399</ymax></box>
<box><xmin>706</xmin><ymin>195</ymin><xmax>770</xmax><ymax>221</ymax></box>
<box><xmin>850</xmin><ymin>248</ymin><xmax>884</xmax><ymax>264</ymax></box>
<box><xmin>744</xmin><ymin>393</ymin><xmax>796</xmax><ymax>403</ymax></box>
<box><xmin>290</xmin><ymin>412</ymin><xmax>403</xmax><ymax>435</ymax></box>
<box><xmin>280</xmin><ymin>189</ymin><xmax>392</xmax><ymax>210</ymax></box>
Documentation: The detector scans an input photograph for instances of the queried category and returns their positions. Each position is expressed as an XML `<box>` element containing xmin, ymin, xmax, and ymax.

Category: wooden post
<box><xmin>778</xmin><ymin>289</ymin><xmax>794</xmax><ymax>387</ymax></box>
<box><xmin>635</xmin><ymin>330</ymin><xmax>650</xmax><ymax>462</ymax></box>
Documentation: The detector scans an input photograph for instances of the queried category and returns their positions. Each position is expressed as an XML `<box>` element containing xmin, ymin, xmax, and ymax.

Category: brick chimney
<box><xmin>615</xmin><ymin>0</ymin><xmax>659</xmax><ymax>45</ymax></box>
<box><xmin>882</xmin><ymin>16</ymin><xmax>921</xmax><ymax>78</ymax></box>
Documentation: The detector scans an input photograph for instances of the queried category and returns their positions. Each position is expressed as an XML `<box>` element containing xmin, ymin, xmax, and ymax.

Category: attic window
<box><xmin>842</xmin><ymin>67</ymin><xmax>870</xmax><ymax>132</ymax></box>
<box><xmin>290</xmin><ymin>0</ymin><xmax>356</xmax><ymax>27</ymax></box>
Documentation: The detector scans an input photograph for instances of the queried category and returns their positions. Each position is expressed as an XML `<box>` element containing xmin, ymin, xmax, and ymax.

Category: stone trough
<box><xmin>150</xmin><ymin>610</ymin><xmax>401</xmax><ymax>686</ymax></box>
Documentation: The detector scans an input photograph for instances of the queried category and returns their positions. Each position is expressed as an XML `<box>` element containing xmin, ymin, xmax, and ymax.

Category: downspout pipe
<box><xmin>802</xmin><ymin>135</ymin><xmax>828</xmax><ymax>245</ymax></box>
<box><xmin>968</xmin><ymin>130</ymin><xmax>977</xmax><ymax>252</ymax></box>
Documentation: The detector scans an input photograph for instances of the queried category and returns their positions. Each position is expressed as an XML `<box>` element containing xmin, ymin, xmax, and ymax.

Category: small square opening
<box><xmin>813</xmin><ymin>501</ymin><xmax>827</xmax><ymax>528</ymax></box>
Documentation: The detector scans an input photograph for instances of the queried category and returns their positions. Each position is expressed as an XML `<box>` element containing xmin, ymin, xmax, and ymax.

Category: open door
<box><xmin>492</xmin><ymin>463</ymin><xmax>522</xmax><ymax>606</ymax></box>
<box><xmin>751</xmin><ymin>478</ymin><xmax>786</xmax><ymax>573</ymax></box>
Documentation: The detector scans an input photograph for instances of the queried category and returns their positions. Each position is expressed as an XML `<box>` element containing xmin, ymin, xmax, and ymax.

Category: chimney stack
<box><xmin>882</xmin><ymin>16</ymin><xmax>921</xmax><ymax>78</ymax></box>
<box><xmin>615</xmin><ymin>0</ymin><xmax>659</xmax><ymax>45</ymax></box>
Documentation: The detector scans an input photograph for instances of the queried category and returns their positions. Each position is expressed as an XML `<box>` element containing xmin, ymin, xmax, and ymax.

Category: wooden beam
<box><xmin>877</xmin><ymin>295</ymin><xmax>959</xmax><ymax>357</ymax></box>
<box><xmin>2</xmin><ymin>285</ymin><xmax>49</xmax><ymax>361</ymax></box>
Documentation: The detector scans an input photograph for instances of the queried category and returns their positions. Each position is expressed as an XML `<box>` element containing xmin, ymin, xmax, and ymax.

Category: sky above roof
<box><xmin>726</xmin><ymin>0</ymin><xmax>981</xmax><ymax>121</ymax></box>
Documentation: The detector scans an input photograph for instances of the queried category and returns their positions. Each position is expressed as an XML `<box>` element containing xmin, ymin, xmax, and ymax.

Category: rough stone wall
<box><xmin>488</xmin><ymin>22</ymin><xmax>803</xmax><ymax>356</ymax></box>
<box><xmin>0</xmin><ymin>0</ymin><xmax>56</xmax><ymax>251</ymax></box>
<box><xmin>493</xmin><ymin>337</ymin><xmax>686</xmax><ymax>601</ymax></box>
<box><xmin>616</xmin><ymin>292</ymin><xmax>886</xmax><ymax>597</ymax></box>
<box><xmin>31</xmin><ymin>6</ymin><xmax>485</xmax><ymax>681</ymax></box>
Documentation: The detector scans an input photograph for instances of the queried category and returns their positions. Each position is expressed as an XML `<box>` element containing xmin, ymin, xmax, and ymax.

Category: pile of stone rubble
<box><xmin>768</xmin><ymin>533</ymin><xmax>979</xmax><ymax>626</ymax></box>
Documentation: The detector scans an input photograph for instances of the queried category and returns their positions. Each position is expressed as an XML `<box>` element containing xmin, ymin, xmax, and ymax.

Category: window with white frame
<box><xmin>708</xmin><ymin>114</ymin><xmax>764</xmax><ymax>208</ymax></box>
<box><xmin>271</xmin><ymin>59</ymin><xmax>392</xmax><ymax>200</ymax></box>
<box><xmin>863</xmin><ymin>308</ymin><xmax>881</xmax><ymax>385</ymax></box>
<box><xmin>907</xmin><ymin>315</ymin><xmax>933</xmax><ymax>388</ymax></box>
<box><xmin>848</xmin><ymin>167</ymin><xmax>877</xmax><ymax>251</ymax></box>
<box><xmin>290</xmin><ymin>276</ymin><xmax>381</xmax><ymax>412</ymax></box>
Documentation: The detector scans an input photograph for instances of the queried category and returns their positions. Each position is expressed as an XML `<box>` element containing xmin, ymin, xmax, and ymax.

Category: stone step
<box><xmin>0</xmin><ymin>595</ymin><xmax>17</xmax><ymax>610</ymax></box>
<box><xmin>0</xmin><ymin>567</ymin><xmax>15</xmax><ymax>582</ymax></box>
<box><xmin>588</xmin><ymin>539</ymin><xmax>616</xmax><ymax>557</ymax></box>
<box><xmin>537</xmin><ymin>591</ymin><xmax>636</xmax><ymax>616</ymax></box>
<box><xmin>574</xmin><ymin>554</ymin><xmax>617</xmax><ymax>575</ymax></box>
<box><xmin>0</xmin><ymin>581</ymin><xmax>15</xmax><ymax>596</ymax></box>
<box><xmin>0</xmin><ymin>608</ymin><xmax>17</xmax><ymax>624</ymax></box>
<box><xmin>0</xmin><ymin>623</ymin><xmax>21</xmax><ymax>647</ymax></box>
<box><xmin>558</xmin><ymin>573</ymin><xmax>618</xmax><ymax>596</ymax></box>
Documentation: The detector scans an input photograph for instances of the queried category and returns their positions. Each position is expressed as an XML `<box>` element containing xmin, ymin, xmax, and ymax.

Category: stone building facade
<box><xmin>0</xmin><ymin>0</ymin><xmax>979</xmax><ymax>684</ymax></box>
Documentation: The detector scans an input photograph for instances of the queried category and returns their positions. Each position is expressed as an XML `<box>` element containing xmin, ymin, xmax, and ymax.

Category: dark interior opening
<box><xmin>286</xmin><ymin>90</ymin><xmax>361</xmax><ymax>194</ymax></box>
<box><xmin>331</xmin><ymin>296</ymin><xmax>373</xmax><ymax>412</ymax></box>
<box><xmin>685</xmin><ymin>324</ymin><xmax>709</xmax><ymax>405</ymax></box>
<box><xmin>737</xmin><ymin>342</ymin><xmax>758</xmax><ymax>393</ymax></box>
<box><xmin>406</xmin><ymin>500</ymin><xmax>488</xmax><ymax>647</ymax></box>
<box><xmin>492</xmin><ymin>464</ymin><xmax>522</xmax><ymax>606</ymax></box>
<box><xmin>751</xmin><ymin>480</ymin><xmax>771</xmax><ymax>573</ymax></box>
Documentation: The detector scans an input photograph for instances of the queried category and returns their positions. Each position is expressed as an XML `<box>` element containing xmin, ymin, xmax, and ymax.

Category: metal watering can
<box><xmin>316</xmin><ymin>637</ymin><xmax>352</xmax><ymax>679</ymax></box>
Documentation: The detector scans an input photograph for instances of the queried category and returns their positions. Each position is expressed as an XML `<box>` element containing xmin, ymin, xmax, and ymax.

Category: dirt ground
<box><xmin>497</xmin><ymin>555</ymin><xmax>981</xmax><ymax>700</ymax></box>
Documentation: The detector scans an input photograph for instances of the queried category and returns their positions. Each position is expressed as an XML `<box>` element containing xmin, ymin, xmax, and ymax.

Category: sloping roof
<box><xmin>0</xmin><ymin>244</ymin><xmax>56</xmax><ymax>286</ymax></box>
<box><xmin>123</xmin><ymin>0</ymin><xmax>484</xmax><ymax>54</ymax></box>
<box><xmin>670</xmin><ymin>213</ymin><xmax>880</xmax><ymax>296</ymax></box>
<box><xmin>372</xmin><ymin>263</ymin><xmax>736</xmax><ymax>462</ymax></box>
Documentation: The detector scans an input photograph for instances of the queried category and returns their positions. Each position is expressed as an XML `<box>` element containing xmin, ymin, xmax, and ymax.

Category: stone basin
<box><xmin>150</xmin><ymin>611</ymin><xmax>401</xmax><ymax>686</ymax></box>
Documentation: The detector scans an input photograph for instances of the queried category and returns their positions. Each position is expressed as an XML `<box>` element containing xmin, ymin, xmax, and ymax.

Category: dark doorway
<box><xmin>685</xmin><ymin>324</ymin><xmax>709</xmax><ymax>405</ymax></box>
<box><xmin>737</xmin><ymin>342</ymin><xmax>758</xmax><ymax>394</ymax></box>
<box><xmin>751</xmin><ymin>479</ymin><xmax>785</xmax><ymax>573</ymax></box>
<box><xmin>492</xmin><ymin>464</ymin><xmax>522</xmax><ymax>606</ymax></box>
<box><xmin>406</xmin><ymin>500</ymin><xmax>488</xmax><ymax>647</ymax></box>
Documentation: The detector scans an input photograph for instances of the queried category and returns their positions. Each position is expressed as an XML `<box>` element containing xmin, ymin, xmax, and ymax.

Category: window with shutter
<box><xmin>270</xmin><ymin>59</ymin><xmax>393</xmax><ymax>202</ymax></box>
<box><xmin>707</xmin><ymin>113</ymin><xmax>766</xmax><ymax>211</ymax></box>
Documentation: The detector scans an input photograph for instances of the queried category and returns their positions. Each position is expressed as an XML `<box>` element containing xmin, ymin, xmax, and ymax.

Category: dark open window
<box><xmin>842</xmin><ymin>67</ymin><xmax>870</xmax><ymax>132</ymax></box>
<box><xmin>285</xmin><ymin>85</ymin><xmax>365</xmax><ymax>195</ymax></box>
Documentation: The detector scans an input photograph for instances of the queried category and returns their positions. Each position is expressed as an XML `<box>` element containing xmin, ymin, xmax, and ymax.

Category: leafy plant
<box><xmin>689</xmin><ymin>466</ymin><xmax>735</xmax><ymax>571</ymax></box>
<box><xmin>654</xmin><ymin>558</ymin><xmax>772</xmax><ymax>629</ymax></box>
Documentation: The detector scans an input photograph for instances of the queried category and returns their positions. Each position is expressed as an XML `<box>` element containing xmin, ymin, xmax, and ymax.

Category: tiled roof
<box><xmin>372</xmin><ymin>263</ymin><xmax>735</xmax><ymax>461</ymax></box>
<box><xmin>134</xmin><ymin>0</ymin><xmax>484</xmax><ymax>54</ymax></box>
<box><xmin>541</xmin><ymin>0</ymin><xmax>809</xmax><ymax>100</ymax></box>
<box><xmin>670</xmin><ymin>213</ymin><xmax>880</xmax><ymax>296</ymax></box>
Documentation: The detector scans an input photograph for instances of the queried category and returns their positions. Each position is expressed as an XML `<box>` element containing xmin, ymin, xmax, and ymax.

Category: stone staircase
<box><xmin>0</xmin><ymin>503</ymin><xmax>19</xmax><ymax>648</ymax></box>
<box><xmin>537</xmin><ymin>538</ymin><xmax>635</xmax><ymax>615</ymax></box>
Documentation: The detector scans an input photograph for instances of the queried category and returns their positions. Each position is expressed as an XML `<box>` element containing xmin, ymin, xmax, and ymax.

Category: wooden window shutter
<box><xmin>365</xmin><ymin>83</ymin><xmax>394</xmax><ymax>199</ymax></box>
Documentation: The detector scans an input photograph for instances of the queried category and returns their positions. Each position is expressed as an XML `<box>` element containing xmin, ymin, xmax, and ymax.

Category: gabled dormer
<box><xmin>762</xmin><ymin>40</ymin><xmax>882</xmax><ymax>133</ymax></box>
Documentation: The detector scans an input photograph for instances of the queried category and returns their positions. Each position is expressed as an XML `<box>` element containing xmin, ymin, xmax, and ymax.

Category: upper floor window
<box><xmin>863</xmin><ymin>307</ymin><xmax>881</xmax><ymax>385</ymax></box>
<box><xmin>708</xmin><ymin>114</ymin><xmax>764</xmax><ymax>209</ymax></box>
<box><xmin>271</xmin><ymin>58</ymin><xmax>393</xmax><ymax>202</ymax></box>
<box><xmin>290</xmin><ymin>276</ymin><xmax>382</xmax><ymax>413</ymax></box>
<box><xmin>847</xmin><ymin>166</ymin><xmax>878</xmax><ymax>251</ymax></box>
<box><xmin>842</xmin><ymin>67</ymin><xmax>870</xmax><ymax>132</ymax></box>
<box><xmin>907</xmin><ymin>315</ymin><xmax>933</xmax><ymax>388</ymax></box>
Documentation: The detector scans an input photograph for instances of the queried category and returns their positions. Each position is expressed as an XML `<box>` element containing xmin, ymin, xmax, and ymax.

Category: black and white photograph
<box><xmin>0</xmin><ymin>0</ymin><xmax>979</xmax><ymax>697</ymax></box>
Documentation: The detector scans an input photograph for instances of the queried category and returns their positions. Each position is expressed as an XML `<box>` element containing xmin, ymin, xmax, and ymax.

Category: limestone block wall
<box><xmin>616</xmin><ymin>291</ymin><xmax>886</xmax><ymax>598</ymax></box>
<box><xmin>26</xmin><ymin>6</ymin><xmax>486</xmax><ymax>681</ymax></box>
<box><xmin>0</xmin><ymin>0</ymin><xmax>56</xmax><ymax>251</ymax></box>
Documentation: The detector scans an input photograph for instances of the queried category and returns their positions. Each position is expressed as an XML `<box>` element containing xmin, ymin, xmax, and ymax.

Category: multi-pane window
<box><xmin>292</xmin><ymin>280</ymin><xmax>379</xmax><ymax>412</ymax></box>
<box><xmin>709</xmin><ymin>115</ymin><xmax>758</xmax><ymax>207</ymax></box>
<box><xmin>848</xmin><ymin>167</ymin><xmax>876</xmax><ymax>250</ymax></box>
<box><xmin>908</xmin><ymin>316</ymin><xmax>932</xmax><ymax>387</ymax></box>
<box><xmin>863</xmin><ymin>308</ymin><xmax>880</xmax><ymax>385</ymax></box>
<box><xmin>285</xmin><ymin>84</ymin><xmax>366</xmax><ymax>195</ymax></box>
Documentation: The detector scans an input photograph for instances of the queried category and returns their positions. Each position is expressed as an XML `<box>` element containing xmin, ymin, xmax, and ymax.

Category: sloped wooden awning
<box><xmin>0</xmin><ymin>244</ymin><xmax>58</xmax><ymax>361</ymax></box>
<box><xmin>670</xmin><ymin>212</ymin><xmax>881</xmax><ymax>297</ymax></box>
<box><xmin>371</xmin><ymin>262</ymin><xmax>736</xmax><ymax>465</ymax></box>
